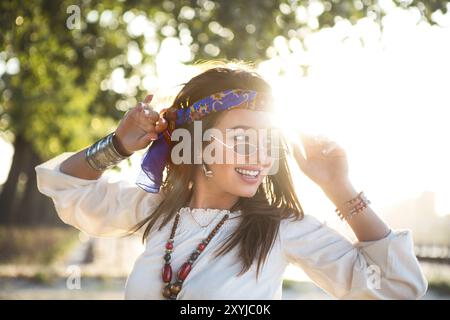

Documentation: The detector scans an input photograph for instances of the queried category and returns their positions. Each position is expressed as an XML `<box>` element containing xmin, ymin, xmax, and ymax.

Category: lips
<box><xmin>234</xmin><ymin>168</ymin><xmax>261</xmax><ymax>178</ymax></box>
<box><xmin>234</xmin><ymin>166</ymin><xmax>262</xmax><ymax>184</ymax></box>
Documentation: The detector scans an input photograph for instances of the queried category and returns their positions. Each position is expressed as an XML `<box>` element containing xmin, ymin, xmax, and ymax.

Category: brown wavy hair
<box><xmin>132</xmin><ymin>61</ymin><xmax>304</xmax><ymax>277</ymax></box>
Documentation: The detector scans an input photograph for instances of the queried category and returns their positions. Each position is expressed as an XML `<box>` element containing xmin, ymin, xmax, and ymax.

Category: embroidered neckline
<box><xmin>179</xmin><ymin>207</ymin><xmax>242</xmax><ymax>216</ymax></box>
<box><xmin>177</xmin><ymin>207</ymin><xmax>242</xmax><ymax>233</ymax></box>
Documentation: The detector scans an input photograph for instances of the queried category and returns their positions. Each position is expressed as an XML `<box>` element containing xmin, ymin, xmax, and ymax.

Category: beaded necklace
<box><xmin>161</xmin><ymin>212</ymin><xmax>229</xmax><ymax>299</ymax></box>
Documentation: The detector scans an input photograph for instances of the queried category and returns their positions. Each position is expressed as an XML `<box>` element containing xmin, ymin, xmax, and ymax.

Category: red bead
<box><xmin>166</xmin><ymin>242</ymin><xmax>173</xmax><ymax>250</ymax></box>
<box><xmin>198</xmin><ymin>243</ymin><xmax>206</xmax><ymax>251</ymax></box>
<box><xmin>178</xmin><ymin>263</ymin><xmax>192</xmax><ymax>281</ymax></box>
<box><xmin>162</xmin><ymin>264</ymin><xmax>172</xmax><ymax>283</ymax></box>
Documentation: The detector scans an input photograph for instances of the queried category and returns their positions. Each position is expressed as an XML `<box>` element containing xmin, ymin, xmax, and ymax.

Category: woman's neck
<box><xmin>187</xmin><ymin>166</ymin><xmax>239</xmax><ymax>211</ymax></box>
<box><xmin>188</xmin><ymin>188</ymin><xmax>238</xmax><ymax>211</ymax></box>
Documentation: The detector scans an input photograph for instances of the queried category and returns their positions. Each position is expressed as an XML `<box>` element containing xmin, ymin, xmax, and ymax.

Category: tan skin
<box><xmin>60</xmin><ymin>95</ymin><xmax>390</xmax><ymax>242</ymax></box>
<box><xmin>189</xmin><ymin>108</ymin><xmax>276</xmax><ymax>209</ymax></box>
<box><xmin>60</xmin><ymin>95</ymin><xmax>167</xmax><ymax>180</ymax></box>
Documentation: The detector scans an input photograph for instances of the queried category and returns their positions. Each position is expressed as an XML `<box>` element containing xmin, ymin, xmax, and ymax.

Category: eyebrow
<box><xmin>230</xmin><ymin>125</ymin><xmax>254</xmax><ymax>130</ymax></box>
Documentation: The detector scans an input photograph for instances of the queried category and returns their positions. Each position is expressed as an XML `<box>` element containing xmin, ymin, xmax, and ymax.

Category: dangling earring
<box><xmin>202</xmin><ymin>163</ymin><xmax>213</xmax><ymax>178</ymax></box>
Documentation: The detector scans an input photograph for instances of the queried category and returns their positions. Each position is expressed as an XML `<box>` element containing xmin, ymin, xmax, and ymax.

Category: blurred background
<box><xmin>0</xmin><ymin>0</ymin><xmax>449</xmax><ymax>299</ymax></box>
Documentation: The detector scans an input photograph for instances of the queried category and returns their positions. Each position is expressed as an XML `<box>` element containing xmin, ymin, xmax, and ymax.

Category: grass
<box><xmin>0</xmin><ymin>226</ymin><xmax>79</xmax><ymax>265</ymax></box>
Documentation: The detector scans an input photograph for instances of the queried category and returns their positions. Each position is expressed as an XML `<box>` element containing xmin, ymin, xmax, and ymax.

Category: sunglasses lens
<box><xmin>233</xmin><ymin>143</ymin><xmax>287</xmax><ymax>159</ymax></box>
<box><xmin>234</xmin><ymin>143</ymin><xmax>257</xmax><ymax>156</ymax></box>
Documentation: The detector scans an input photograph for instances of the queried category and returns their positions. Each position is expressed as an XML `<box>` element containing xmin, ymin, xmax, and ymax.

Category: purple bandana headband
<box><xmin>136</xmin><ymin>88</ymin><xmax>274</xmax><ymax>193</ymax></box>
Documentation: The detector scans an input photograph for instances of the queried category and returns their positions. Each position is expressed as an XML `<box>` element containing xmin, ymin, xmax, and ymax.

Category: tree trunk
<box><xmin>15</xmin><ymin>145</ymin><xmax>61</xmax><ymax>225</ymax></box>
<box><xmin>0</xmin><ymin>135</ymin><xmax>60</xmax><ymax>225</ymax></box>
<box><xmin>0</xmin><ymin>134</ymin><xmax>28</xmax><ymax>224</ymax></box>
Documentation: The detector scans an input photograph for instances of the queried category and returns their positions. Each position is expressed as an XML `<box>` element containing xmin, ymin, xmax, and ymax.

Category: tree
<box><xmin>0</xmin><ymin>0</ymin><xmax>447</xmax><ymax>225</ymax></box>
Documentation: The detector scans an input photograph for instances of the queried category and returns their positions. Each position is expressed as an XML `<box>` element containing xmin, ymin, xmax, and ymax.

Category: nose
<box><xmin>257</xmin><ymin>141</ymin><xmax>273</xmax><ymax>168</ymax></box>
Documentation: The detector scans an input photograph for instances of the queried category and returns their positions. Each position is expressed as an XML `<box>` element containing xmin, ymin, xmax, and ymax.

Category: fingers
<box><xmin>322</xmin><ymin>141</ymin><xmax>346</xmax><ymax>158</ymax></box>
<box><xmin>154</xmin><ymin>117</ymin><xmax>168</xmax><ymax>133</ymax></box>
<box><xmin>143</xmin><ymin>94</ymin><xmax>153</xmax><ymax>104</ymax></box>
<box><xmin>138</xmin><ymin>131</ymin><xmax>159</xmax><ymax>146</ymax></box>
<box><xmin>321</xmin><ymin>141</ymin><xmax>338</xmax><ymax>155</ymax></box>
<box><xmin>143</xmin><ymin>94</ymin><xmax>169</xmax><ymax>133</ymax></box>
<box><xmin>141</xmin><ymin>94</ymin><xmax>156</xmax><ymax>117</ymax></box>
<box><xmin>134</xmin><ymin>95</ymin><xmax>160</xmax><ymax>131</ymax></box>
<box><xmin>135</xmin><ymin>94</ymin><xmax>153</xmax><ymax>114</ymax></box>
<box><xmin>141</xmin><ymin>106</ymin><xmax>160</xmax><ymax>123</ymax></box>
<box><xmin>298</xmin><ymin>131</ymin><xmax>315</xmax><ymax>144</ymax></box>
<box><xmin>298</xmin><ymin>131</ymin><xmax>324</xmax><ymax>157</ymax></box>
<box><xmin>300</xmin><ymin>132</ymin><xmax>329</xmax><ymax>147</ymax></box>
<box><xmin>297</xmin><ymin>131</ymin><xmax>344</xmax><ymax>158</ymax></box>
<box><xmin>136</xmin><ymin>94</ymin><xmax>169</xmax><ymax>140</ymax></box>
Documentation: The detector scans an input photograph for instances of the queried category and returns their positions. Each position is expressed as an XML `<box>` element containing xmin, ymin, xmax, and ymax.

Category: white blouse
<box><xmin>35</xmin><ymin>152</ymin><xmax>428</xmax><ymax>300</ymax></box>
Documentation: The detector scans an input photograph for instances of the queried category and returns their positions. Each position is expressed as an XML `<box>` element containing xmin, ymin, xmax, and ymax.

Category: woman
<box><xmin>35</xmin><ymin>63</ymin><xmax>427</xmax><ymax>300</ymax></box>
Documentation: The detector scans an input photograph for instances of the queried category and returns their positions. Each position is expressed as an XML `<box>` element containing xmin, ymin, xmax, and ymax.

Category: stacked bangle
<box><xmin>335</xmin><ymin>191</ymin><xmax>371</xmax><ymax>221</ymax></box>
<box><xmin>85</xmin><ymin>132</ymin><xmax>130</xmax><ymax>171</ymax></box>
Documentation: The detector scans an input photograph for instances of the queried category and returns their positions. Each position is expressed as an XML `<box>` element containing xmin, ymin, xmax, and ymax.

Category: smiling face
<box><xmin>197</xmin><ymin>108</ymin><xmax>277</xmax><ymax>199</ymax></box>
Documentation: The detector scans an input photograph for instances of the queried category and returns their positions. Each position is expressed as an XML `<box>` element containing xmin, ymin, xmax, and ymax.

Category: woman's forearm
<box><xmin>59</xmin><ymin>147</ymin><xmax>104</xmax><ymax>180</ymax></box>
<box><xmin>322</xmin><ymin>180</ymin><xmax>391</xmax><ymax>242</ymax></box>
<box><xmin>60</xmin><ymin>132</ymin><xmax>132</xmax><ymax>180</ymax></box>
<box><xmin>59</xmin><ymin>94</ymin><xmax>165</xmax><ymax>181</ymax></box>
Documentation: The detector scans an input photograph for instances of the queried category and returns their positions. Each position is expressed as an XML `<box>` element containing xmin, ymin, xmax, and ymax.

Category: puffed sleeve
<box><xmin>281</xmin><ymin>215</ymin><xmax>428</xmax><ymax>299</ymax></box>
<box><xmin>35</xmin><ymin>152</ymin><xmax>165</xmax><ymax>237</ymax></box>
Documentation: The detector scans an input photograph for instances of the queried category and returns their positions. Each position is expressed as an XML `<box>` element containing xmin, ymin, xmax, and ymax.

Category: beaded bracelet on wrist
<box><xmin>335</xmin><ymin>191</ymin><xmax>371</xmax><ymax>221</ymax></box>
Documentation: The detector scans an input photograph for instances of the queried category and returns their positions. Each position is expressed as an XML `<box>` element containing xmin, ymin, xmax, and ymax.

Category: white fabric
<box><xmin>35</xmin><ymin>152</ymin><xmax>428</xmax><ymax>300</ymax></box>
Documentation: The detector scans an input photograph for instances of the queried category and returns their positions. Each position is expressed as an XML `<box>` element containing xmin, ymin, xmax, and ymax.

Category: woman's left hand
<box><xmin>292</xmin><ymin>132</ymin><xmax>350</xmax><ymax>191</ymax></box>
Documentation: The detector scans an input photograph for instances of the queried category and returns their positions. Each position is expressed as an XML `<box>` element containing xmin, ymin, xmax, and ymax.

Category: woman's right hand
<box><xmin>113</xmin><ymin>94</ymin><xmax>168</xmax><ymax>156</ymax></box>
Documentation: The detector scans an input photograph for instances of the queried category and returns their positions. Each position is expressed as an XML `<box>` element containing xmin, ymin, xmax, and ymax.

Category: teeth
<box><xmin>235</xmin><ymin>168</ymin><xmax>260</xmax><ymax>177</ymax></box>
